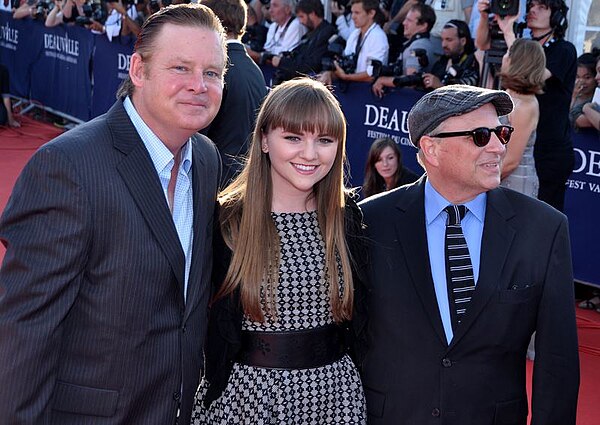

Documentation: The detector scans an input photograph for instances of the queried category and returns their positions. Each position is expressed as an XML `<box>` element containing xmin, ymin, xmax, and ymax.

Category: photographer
<box><xmin>330</xmin><ymin>0</ymin><xmax>356</xmax><ymax>40</ymax></box>
<box><xmin>13</xmin><ymin>0</ymin><xmax>52</xmax><ymax>21</ymax></box>
<box><xmin>247</xmin><ymin>0</ymin><xmax>307</xmax><ymax>64</ymax></box>
<box><xmin>477</xmin><ymin>0</ymin><xmax>576</xmax><ymax>212</ymax></box>
<box><xmin>44</xmin><ymin>0</ymin><xmax>86</xmax><ymax>27</ymax></box>
<box><xmin>372</xmin><ymin>2</ymin><xmax>436</xmax><ymax>97</ymax></box>
<box><xmin>271</xmin><ymin>0</ymin><xmax>337</xmax><ymax>84</ymax></box>
<box><xmin>318</xmin><ymin>0</ymin><xmax>388</xmax><ymax>85</ymax></box>
<box><xmin>422</xmin><ymin>19</ymin><xmax>479</xmax><ymax>90</ymax></box>
<box><xmin>101</xmin><ymin>0</ymin><xmax>141</xmax><ymax>39</ymax></box>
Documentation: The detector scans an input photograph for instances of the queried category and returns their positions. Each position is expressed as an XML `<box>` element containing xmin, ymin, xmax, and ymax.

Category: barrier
<box><xmin>1</xmin><ymin>14</ymin><xmax>598</xmax><ymax>287</ymax></box>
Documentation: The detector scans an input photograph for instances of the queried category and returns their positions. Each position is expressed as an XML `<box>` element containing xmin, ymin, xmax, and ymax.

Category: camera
<box><xmin>489</xmin><ymin>0</ymin><xmax>519</xmax><ymax>16</ymax></box>
<box><xmin>368</xmin><ymin>59</ymin><xmax>402</xmax><ymax>80</ymax></box>
<box><xmin>75</xmin><ymin>1</ymin><xmax>107</xmax><ymax>26</ymax></box>
<box><xmin>373</xmin><ymin>48</ymin><xmax>429</xmax><ymax>89</ymax></box>
<box><xmin>34</xmin><ymin>0</ymin><xmax>51</xmax><ymax>20</ymax></box>
<box><xmin>393</xmin><ymin>73</ymin><xmax>425</xmax><ymax>88</ymax></box>
<box><xmin>321</xmin><ymin>35</ymin><xmax>355</xmax><ymax>74</ymax></box>
<box><xmin>243</xmin><ymin>24</ymin><xmax>268</xmax><ymax>52</ymax></box>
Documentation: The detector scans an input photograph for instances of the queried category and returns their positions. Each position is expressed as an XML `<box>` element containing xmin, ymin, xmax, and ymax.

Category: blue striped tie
<box><xmin>444</xmin><ymin>205</ymin><xmax>475</xmax><ymax>330</ymax></box>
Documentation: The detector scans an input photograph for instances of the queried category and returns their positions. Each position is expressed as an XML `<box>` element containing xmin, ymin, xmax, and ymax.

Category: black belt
<box><xmin>237</xmin><ymin>324</ymin><xmax>345</xmax><ymax>370</ymax></box>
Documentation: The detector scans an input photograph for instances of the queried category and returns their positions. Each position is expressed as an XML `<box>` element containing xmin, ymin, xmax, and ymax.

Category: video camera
<box><xmin>34</xmin><ymin>0</ymin><xmax>51</xmax><ymax>20</ymax></box>
<box><xmin>321</xmin><ymin>35</ymin><xmax>356</xmax><ymax>74</ymax></box>
<box><xmin>489</xmin><ymin>0</ymin><xmax>519</xmax><ymax>16</ymax></box>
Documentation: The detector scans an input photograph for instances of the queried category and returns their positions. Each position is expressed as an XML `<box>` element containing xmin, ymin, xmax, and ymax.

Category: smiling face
<box><xmin>263</xmin><ymin>127</ymin><xmax>339</xmax><ymax>204</ymax></box>
<box><xmin>129</xmin><ymin>23</ymin><xmax>225</xmax><ymax>152</ymax></box>
<box><xmin>374</xmin><ymin>146</ymin><xmax>399</xmax><ymax>183</ymax></box>
<box><xmin>423</xmin><ymin>103</ymin><xmax>506</xmax><ymax>203</ymax></box>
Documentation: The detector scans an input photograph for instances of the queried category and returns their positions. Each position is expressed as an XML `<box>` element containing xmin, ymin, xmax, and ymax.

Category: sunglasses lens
<box><xmin>497</xmin><ymin>126</ymin><xmax>512</xmax><ymax>144</ymax></box>
<box><xmin>473</xmin><ymin>128</ymin><xmax>491</xmax><ymax>147</ymax></box>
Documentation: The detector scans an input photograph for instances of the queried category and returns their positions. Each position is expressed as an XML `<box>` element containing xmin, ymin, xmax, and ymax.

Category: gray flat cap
<box><xmin>407</xmin><ymin>84</ymin><xmax>514</xmax><ymax>148</ymax></box>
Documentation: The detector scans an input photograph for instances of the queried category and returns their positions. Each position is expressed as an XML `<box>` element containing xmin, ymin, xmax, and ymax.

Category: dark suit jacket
<box><xmin>0</xmin><ymin>100</ymin><xmax>221</xmax><ymax>425</ymax></box>
<box><xmin>203</xmin><ymin>41</ymin><xmax>267</xmax><ymax>187</ymax></box>
<box><xmin>359</xmin><ymin>178</ymin><xmax>579</xmax><ymax>425</ymax></box>
<box><xmin>202</xmin><ymin>197</ymin><xmax>370</xmax><ymax>408</ymax></box>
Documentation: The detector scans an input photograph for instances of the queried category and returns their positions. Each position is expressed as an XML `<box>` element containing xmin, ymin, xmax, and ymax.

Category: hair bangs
<box><xmin>263</xmin><ymin>85</ymin><xmax>345</xmax><ymax>143</ymax></box>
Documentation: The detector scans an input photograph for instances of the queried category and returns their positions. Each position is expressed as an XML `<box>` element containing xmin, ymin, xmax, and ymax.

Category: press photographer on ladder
<box><xmin>476</xmin><ymin>0</ymin><xmax>576</xmax><ymax>212</ymax></box>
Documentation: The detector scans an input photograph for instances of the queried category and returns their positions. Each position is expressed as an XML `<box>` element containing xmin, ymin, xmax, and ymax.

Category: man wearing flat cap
<box><xmin>359</xmin><ymin>85</ymin><xmax>579</xmax><ymax>425</ymax></box>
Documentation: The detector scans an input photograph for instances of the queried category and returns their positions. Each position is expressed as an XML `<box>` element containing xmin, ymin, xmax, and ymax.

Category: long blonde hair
<box><xmin>216</xmin><ymin>78</ymin><xmax>354</xmax><ymax>323</ymax></box>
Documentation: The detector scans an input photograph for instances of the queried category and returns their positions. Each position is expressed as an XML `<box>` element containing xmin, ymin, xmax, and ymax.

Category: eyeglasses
<box><xmin>430</xmin><ymin>125</ymin><xmax>514</xmax><ymax>147</ymax></box>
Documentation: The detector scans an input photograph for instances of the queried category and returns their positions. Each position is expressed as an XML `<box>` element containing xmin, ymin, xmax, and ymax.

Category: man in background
<box><xmin>202</xmin><ymin>0</ymin><xmax>267</xmax><ymax>186</ymax></box>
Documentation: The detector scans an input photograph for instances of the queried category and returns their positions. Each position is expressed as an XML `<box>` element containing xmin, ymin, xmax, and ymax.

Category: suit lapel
<box><xmin>448</xmin><ymin>188</ymin><xmax>516</xmax><ymax>349</ymax></box>
<box><xmin>108</xmin><ymin>102</ymin><xmax>186</xmax><ymax>295</ymax></box>
<box><xmin>395</xmin><ymin>179</ymin><xmax>448</xmax><ymax>346</ymax></box>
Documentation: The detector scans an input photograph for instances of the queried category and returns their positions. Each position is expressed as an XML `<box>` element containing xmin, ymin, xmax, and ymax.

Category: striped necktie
<box><xmin>444</xmin><ymin>205</ymin><xmax>475</xmax><ymax>330</ymax></box>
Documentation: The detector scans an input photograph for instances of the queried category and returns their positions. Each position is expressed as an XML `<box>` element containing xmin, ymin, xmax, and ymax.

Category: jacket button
<box><xmin>432</xmin><ymin>408</ymin><xmax>440</xmax><ymax>417</ymax></box>
<box><xmin>442</xmin><ymin>358</ymin><xmax>452</xmax><ymax>367</ymax></box>
<box><xmin>181</xmin><ymin>325</ymin><xmax>187</xmax><ymax>333</ymax></box>
<box><xmin>173</xmin><ymin>392</ymin><xmax>181</xmax><ymax>401</ymax></box>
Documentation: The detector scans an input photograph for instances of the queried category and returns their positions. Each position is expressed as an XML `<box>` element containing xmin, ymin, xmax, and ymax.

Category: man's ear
<box><xmin>129</xmin><ymin>52</ymin><xmax>145</xmax><ymax>88</ymax></box>
<box><xmin>420</xmin><ymin>135</ymin><xmax>440</xmax><ymax>167</ymax></box>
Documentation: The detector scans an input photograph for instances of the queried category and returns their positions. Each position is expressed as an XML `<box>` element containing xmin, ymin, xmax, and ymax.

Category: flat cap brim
<box><xmin>408</xmin><ymin>84</ymin><xmax>514</xmax><ymax>147</ymax></box>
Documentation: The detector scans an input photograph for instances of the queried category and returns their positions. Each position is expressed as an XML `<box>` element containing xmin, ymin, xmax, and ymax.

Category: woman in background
<box><xmin>192</xmin><ymin>78</ymin><xmax>368</xmax><ymax>424</ymax></box>
<box><xmin>362</xmin><ymin>137</ymin><xmax>419</xmax><ymax>199</ymax></box>
<box><xmin>499</xmin><ymin>38</ymin><xmax>546</xmax><ymax>199</ymax></box>
<box><xmin>570</xmin><ymin>52</ymin><xmax>598</xmax><ymax>130</ymax></box>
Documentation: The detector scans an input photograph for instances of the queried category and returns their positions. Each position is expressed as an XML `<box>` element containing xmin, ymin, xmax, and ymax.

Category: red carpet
<box><xmin>0</xmin><ymin>116</ymin><xmax>64</xmax><ymax>258</ymax></box>
<box><xmin>0</xmin><ymin>117</ymin><xmax>599</xmax><ymax>424</ymax></box>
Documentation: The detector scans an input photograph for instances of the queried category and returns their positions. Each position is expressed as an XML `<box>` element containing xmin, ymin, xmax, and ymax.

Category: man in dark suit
<box><xmin>0</xmin><ymin>4</ymin><xmax>225</xmax><ymax>424</ymax></box>
<box><xmin>360</xmin><ymin>85</ymin><xmax>579</xmax><ymax>425</ymax></box>
<box><xmin>270</xmin><ymin>0</ymin><xmax>337</xmax><ymax>85</ymax></box>
<box><xmin>201</xmin><ymin>0</ymin><xmax>267</xmax><ymax>187</ymax></box>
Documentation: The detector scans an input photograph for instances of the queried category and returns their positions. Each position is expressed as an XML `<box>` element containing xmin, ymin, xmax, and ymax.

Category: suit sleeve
<box><xmin>0</xmin><ymin>145</ymin><xmax>91</xmax><ymax>423</ymax></box>
<box><xmin>531</xmin><ymin>216</ymin><xmax>579</xmax><ymax>425</ymax></box>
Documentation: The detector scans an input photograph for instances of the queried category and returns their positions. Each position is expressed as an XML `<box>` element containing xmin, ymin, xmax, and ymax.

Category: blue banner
<box><xmin>0</xmin><ymin>12</ymin><xmax>41</xmax><ymax>97</ymax></box>
<box><xmin>91</xmin><ymin>34</ymin><xmax>135</xmax><ymax>118</ymax></box>
<box><xmin>30</xmin><ymin>23</ymin><xmax>93</xmax><ymax>121</ymax></box>
<box><xmin>565</xmin><ymin>128</ymin><xmax>600</xmax><ymax>287</ymax></box>
<box><xmin>334</xmin><ymin>82</ymin><xmax>425</xmax><ymax>188</ymax></box>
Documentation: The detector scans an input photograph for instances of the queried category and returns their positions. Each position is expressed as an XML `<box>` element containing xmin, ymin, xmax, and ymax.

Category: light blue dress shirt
<box><xmin>123</xmin><ymin>97</ymin><xmax>194</xmax><ymax>301</ymax></box>
<box><xmin>424</xmin><ymin>180</ymin><xmax>486</xmax><ymax>344</ymax></box>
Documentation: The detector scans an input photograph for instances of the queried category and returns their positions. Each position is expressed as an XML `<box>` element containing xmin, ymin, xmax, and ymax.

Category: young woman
<box><xmin>569</xmin><ymin>53</ymin><xmax>598</xmax><ymax>130</ymax></box>
<box><xmin>192</xmin><ymin>78</ymin><xmax>368</xmax><ymax>424</ymax></box>
<box><xmin>362</xmin><ymin>137</ymin><xmax>419</xmax><ymax>199</ymax></box>
<box><xmin>499</xmin><ymin>38</ymin><xmax>546</xmax><ymax>199</ymax></box>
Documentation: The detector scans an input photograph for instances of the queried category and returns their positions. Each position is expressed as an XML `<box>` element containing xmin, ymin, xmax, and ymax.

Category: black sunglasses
<box><xmin>430</xmin><ymin>125</ymin><xmax>514</xmax><ymax>147</ymax></box>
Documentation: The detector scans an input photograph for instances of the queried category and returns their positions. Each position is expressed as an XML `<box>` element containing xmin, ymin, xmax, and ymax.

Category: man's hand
<box><xmin>113</xmin><ymin>0</ymin><xmax>127</xmax><ymax>15</ymax></box>
<box><xmin>477</xmin><ymin>0</ymin><xmax>490</xmax><ymax>16</ymax></box>
<box><xmin>271</xmin><ymin>55</ymin><xmax>281</xmax><ymax>67</ymax></box>
<box><xmin>317</xmin><ymin>70</ymin><xmax>333</xmax><ymax>85</ymax></box>
<box><xmin>7</xmin><ymin>117</ymin><xmax>21</xmax><ymax>128</ymax></box>
<box><xmin>422</xmin><ymin>73</ymin><xmax>442</xmax><ymax>90</ymax></box>
<box><xmin>333</xmin><ymin>61</ymin><xmax>347</xmax><ymax>80</ymax></box>
<box><xmin>371</xmin><ymin>76</ymin><xmax>394</xmax><ymax>98</ymax></box>
<box><xmin>88</xmin><ymin>19</ymin><xmax>104</xmax><ymax>32</ymax></box>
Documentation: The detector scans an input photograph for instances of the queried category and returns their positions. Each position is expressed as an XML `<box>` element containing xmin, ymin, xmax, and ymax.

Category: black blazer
<box><xmin>0</xmin><ymin>100</ymin><xmax>221</xmax><ymax>425</ymax></box>
<box><xmin>359</xmin><ymin>177</ymin><xmax>579</xmax><ymax>425</ymax></box>
<box><xmin>203</xmin><ymin>197</ymin><xmax>370</xmax><ymax>408</ymax></box>
<box><xmin>203</xmin><ymin>41</ymin><xmax>267</xmax><ymax>186</ymax></box>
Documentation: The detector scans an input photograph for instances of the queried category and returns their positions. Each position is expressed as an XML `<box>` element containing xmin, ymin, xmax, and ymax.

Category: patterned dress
<box><xmin>499</xmin><ymin>115</ymin><xmax>539</xmax><ymax>198</ymax></box>
<box><xmin>192</xmin><ymin>211</ymin><xmax>366</xmax><ymax>425</ymax></box>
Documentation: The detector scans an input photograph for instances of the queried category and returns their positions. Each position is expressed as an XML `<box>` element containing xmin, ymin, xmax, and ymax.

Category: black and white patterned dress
<box><xmin>192</xmin><ymin>211</ymin><xmax>366</xmax><ymax>424</ymax></box>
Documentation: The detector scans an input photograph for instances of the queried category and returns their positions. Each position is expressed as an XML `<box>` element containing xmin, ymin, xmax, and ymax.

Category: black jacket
<box><xmin>275</xmin><ymin>20</ymin><xmax>337</xmax><ymax>83</ymax></box>
<box><xmin>203</xmin><ymin>197</ymin><xmax>370</xmax><ymax>408</ymax></box>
